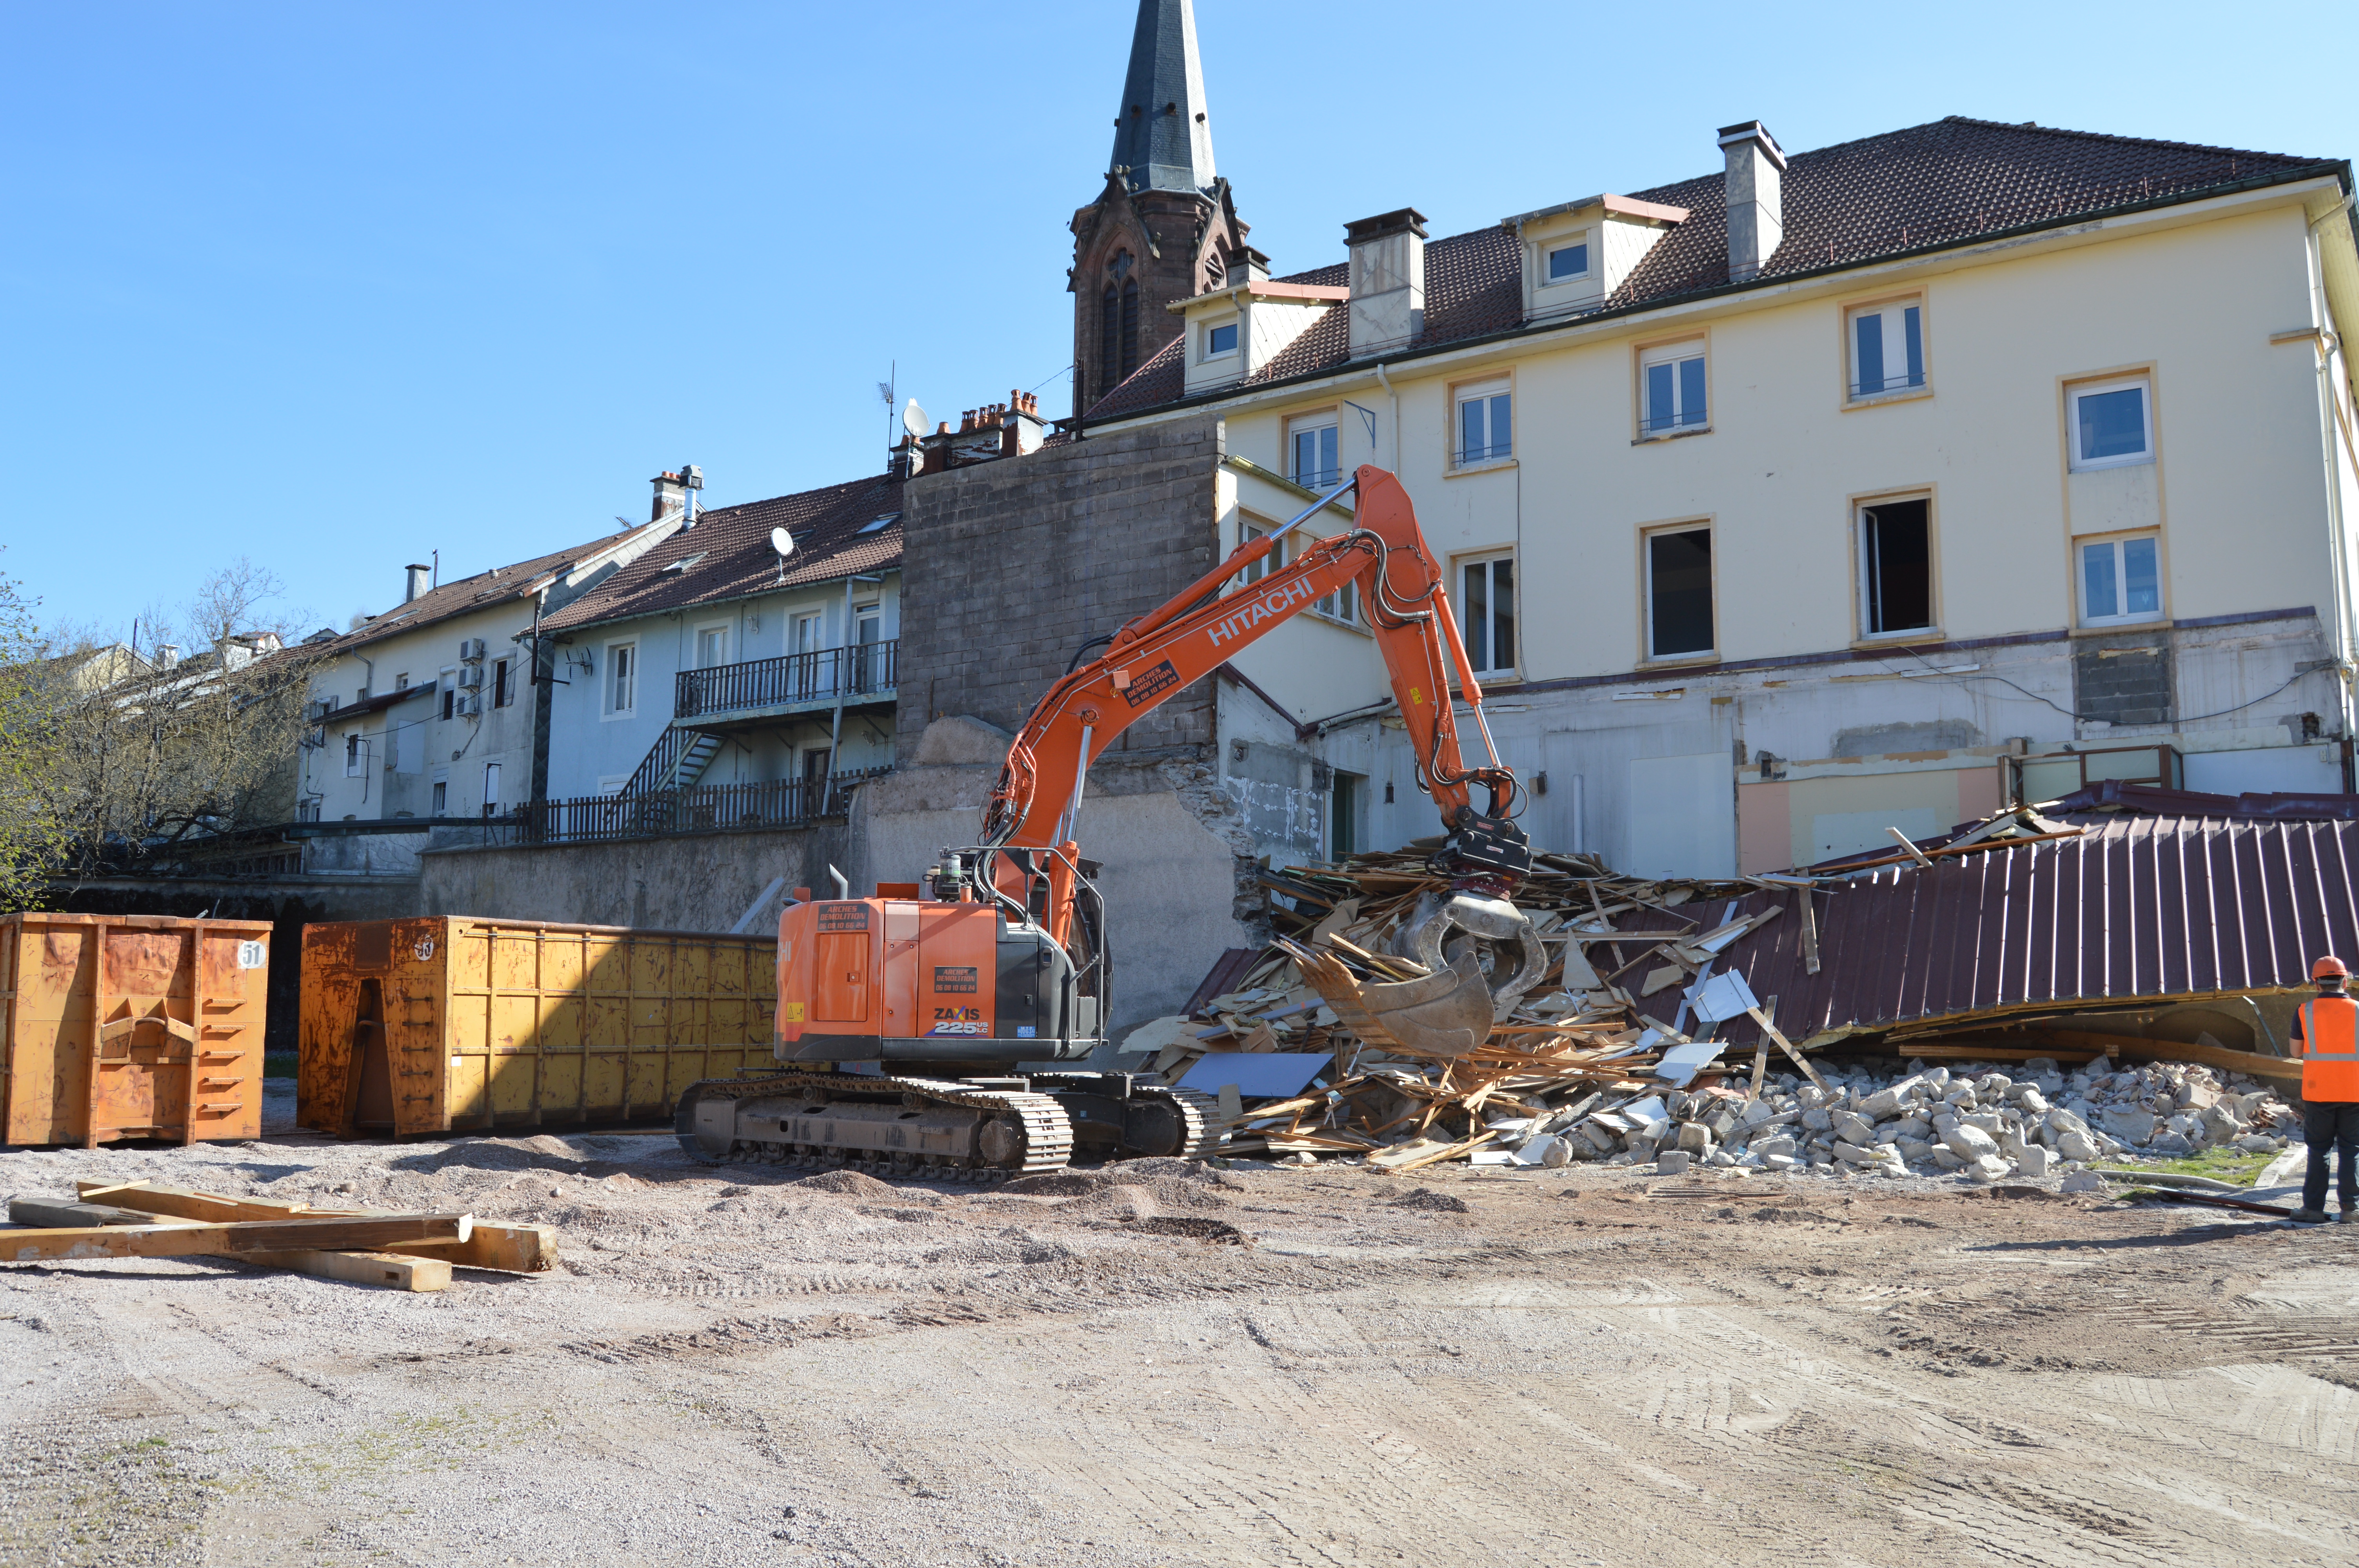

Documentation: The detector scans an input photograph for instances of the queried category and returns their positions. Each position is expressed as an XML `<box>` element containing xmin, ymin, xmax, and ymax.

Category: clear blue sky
<box><xmin>5</xmin><ymin>1</ymin><xmax>2352</xmax><ymax>640</ymax></box>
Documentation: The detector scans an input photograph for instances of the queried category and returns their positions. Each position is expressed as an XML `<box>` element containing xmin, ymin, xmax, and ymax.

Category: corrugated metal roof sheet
<box><xmin>1668</xmin><ymin>817</ymin><xmax>2359</xmax><ymax>1047</ymax></box>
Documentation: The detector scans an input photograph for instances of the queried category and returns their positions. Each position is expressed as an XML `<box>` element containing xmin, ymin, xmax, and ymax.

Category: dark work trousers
<box><xmin>2303</xmin><ymin>1101</ymin><xmax>2359</xmax><ymax>1213</ymax></box>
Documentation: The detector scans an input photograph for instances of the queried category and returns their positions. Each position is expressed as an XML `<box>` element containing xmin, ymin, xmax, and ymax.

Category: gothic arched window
<box><xmin>1100</xmin><ymin>285</ymin><xmax>1120</xmax><ymax>397</ymax></box>
<box><xmin>1119</xmin><ymin>278</ymin><xmax>1140</xmax><ymax>379</ymax></box>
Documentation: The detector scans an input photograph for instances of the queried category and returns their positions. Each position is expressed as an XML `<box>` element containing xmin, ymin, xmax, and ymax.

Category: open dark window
<box><xmin>1860</xmin><ymin>498</ymin><xmax>1932</xmax><ymax>635</ymax></box>
<box><xmin>1646</xmin><ymin>528</ymin><xmax>1714</xmax><ymax>658</ymax></box>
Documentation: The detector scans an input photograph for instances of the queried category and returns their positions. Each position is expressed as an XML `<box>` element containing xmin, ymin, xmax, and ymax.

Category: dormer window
<box><xmin>1205</xmin><ymin>321</ymin><xmax>1238</xmax><ymax>359</ymax></box>
<box><xmin>1546</xmin><ymin>241</ymin><xmax>1590</xmax><ymax>281</ymax></box>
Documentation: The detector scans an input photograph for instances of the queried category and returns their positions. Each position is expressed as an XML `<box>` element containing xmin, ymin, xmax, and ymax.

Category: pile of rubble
<box><xmin>1562</xmin><ymin>1055</ymin><xmax>2296</xmax><ymax>1182</ymax></box>
<box><xmin>1131</xmin><ymin>828</ymin><xmax>2311</xmax><ymax>1180</ymax></box>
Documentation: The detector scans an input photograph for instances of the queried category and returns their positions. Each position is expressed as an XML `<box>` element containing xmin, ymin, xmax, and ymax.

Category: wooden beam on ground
<box><xmin>1747</xmin><ymin>1006</ymin><xmax>1830</xmax><ymax>1094</ymax></box>
<box><xmin>77</xmin><ymin>1181</ymin><xmax>557</xmax><ymax>1272</ymax></box>
<box><xmin>2</xmin><ymin>1213</ymin><xmax>470</xmax><ymax>1264</ymax></box>
<box><xmin>13</xmin><ymin>1196</ymin><xmax>453</xmax><ymax>1291</ymax></box>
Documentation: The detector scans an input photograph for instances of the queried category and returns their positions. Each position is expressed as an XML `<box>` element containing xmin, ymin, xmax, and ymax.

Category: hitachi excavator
<box><xmin>674</xmin><ymin>465</ymin><xmax>1547</xmax><ymax>1177</ymax></box>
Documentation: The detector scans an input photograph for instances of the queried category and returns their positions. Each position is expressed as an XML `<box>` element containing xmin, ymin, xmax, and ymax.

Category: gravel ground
<box><xmin>6</xmin><ymin>1082</ymin><xmax>2359</xmax><ymax>1566</ymax></box>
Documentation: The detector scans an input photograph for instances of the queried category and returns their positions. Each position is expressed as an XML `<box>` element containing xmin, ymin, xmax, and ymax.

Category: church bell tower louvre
<box><xmin>1069</xmin><ymin>0</ymin><xmax>1251</xmax><ymax>417</ymax></box>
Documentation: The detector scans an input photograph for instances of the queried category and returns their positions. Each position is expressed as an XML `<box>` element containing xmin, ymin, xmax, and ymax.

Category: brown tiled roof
<box><xmin>314</xmin><ymin>519</ymin><xmax>676</xmax><ymax>656</ymax></box>
<box><xmin>1085</xmin><ymin>116</ymin><xmax>2334</xmax><ymax>420</ymax></box>
<box><xmin>540</xmin><ymin>472</ymin><xmax>903</xmax><ymax>634</ymax></box>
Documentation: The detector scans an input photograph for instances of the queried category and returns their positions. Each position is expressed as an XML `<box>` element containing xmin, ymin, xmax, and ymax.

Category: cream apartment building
<box><xmin>1087</xmin><ymin>116</ymin><xmax>2359</xmax><ymax>875</ymax></box>
<box><xmin>298</xmin><ymin>505</ymin><xmax>686</xmax><ymax>860</ymax></box>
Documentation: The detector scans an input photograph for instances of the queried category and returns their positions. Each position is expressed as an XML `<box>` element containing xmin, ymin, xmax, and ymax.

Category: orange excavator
<box><xmin>674</xmin><ymin>465</ymin><xmax>1547</xmax><ymax>1177</ymax></box>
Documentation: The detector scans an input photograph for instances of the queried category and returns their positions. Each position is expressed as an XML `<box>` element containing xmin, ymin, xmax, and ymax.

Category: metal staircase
<box><xmin>620</xmin><ymin>725</ymin><xmax>725</xmax><ymax>797</ymax></box>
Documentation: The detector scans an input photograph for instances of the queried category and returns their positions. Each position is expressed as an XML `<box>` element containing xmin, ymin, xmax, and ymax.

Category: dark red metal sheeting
<box><xmin>1654</xmin><ymin>818</ymin><xmax>2359</xmax><ymax>1045</ymax></box>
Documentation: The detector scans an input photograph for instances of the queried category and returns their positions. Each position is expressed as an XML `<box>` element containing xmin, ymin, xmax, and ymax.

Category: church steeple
<box><xmin>1070</xmin><ymin>0</ymin><xmax>1250</xmax><ymax>417</ymax></box>
<box><xmin>1109</xmin><ymin>0</ymin><xmax>1216</xmax><ymax>194</ymax></box>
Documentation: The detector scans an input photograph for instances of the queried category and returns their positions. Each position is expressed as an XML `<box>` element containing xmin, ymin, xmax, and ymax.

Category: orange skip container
<box><xmin>0</xmin><ymin>912</ymin><xmax>271</xmax><ymax>1148</ymax></box>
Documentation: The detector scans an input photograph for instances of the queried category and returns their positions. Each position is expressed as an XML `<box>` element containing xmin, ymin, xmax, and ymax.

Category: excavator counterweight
<box><xmin>673</xmin><ymin>465</ymin><xmax>1546</xmax><ymax>1176</ymax></box>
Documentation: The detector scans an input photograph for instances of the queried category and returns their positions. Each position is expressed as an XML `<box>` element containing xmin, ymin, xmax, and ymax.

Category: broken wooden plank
<box><xmin>4</xmin><ymin>1213</ymin><xmax>470</xmax><ymax>1263</ymax></box>
<box><xmin>1745</xmin><ymin>1005</ymin><xmax>1830</xmax><ymax>1094</ymax></box>
<box><xmin>77</xmin><ymin>1181</ymin><xmax>558</xmax><ymax>1272</ymax></box>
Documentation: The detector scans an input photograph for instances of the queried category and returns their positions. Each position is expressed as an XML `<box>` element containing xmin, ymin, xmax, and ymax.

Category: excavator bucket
<box><xmin>1283</xmin><ymin>890</ymin><xmax>1550</xmax><ymax>1060</ymax></box>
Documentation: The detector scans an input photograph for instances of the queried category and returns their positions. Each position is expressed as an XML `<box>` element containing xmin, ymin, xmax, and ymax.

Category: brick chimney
<box><xmin>1718</xmin><ymin>121</ymin><xmax>1786</xmax><ymax>281</ymax></box>
<box><xmin>651</xmin><ymin>470</ymin><xmax>687</xmax><ymax>521</ymax></box>
<box><xmin>405</xmin><ymin>563</ymin><xmax>431</xmax><ymax>603</ymax></box>
<box><xmin>1345</xmin><ymin>208</ymin><xmax>1426</xmax><ymax>358</ymax></box>
<box><xmin>1000</xmin><ymin>390</ymin><xmax>1047</xmax><ymax>457</ymax></box>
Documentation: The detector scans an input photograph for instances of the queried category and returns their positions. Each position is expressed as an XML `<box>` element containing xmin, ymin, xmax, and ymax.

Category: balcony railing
<box><xmin>502</xmin><ymin>768</ymin><xmax>891</xmax><ymax>847</ymax></box>
<box><xmin>676</xmin><ymin>641</ymin><xmax>898</xmax><ymax>720</ymax></box>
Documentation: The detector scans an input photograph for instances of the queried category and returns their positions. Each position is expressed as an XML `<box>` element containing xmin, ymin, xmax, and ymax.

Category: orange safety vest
<box><xmin>2301</xmin><ymin>996</ymin><xmax>2359</xmax><ymax>1102</ymax></box>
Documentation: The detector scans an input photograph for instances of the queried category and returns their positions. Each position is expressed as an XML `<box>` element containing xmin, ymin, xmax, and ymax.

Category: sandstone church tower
<box><xmin>1069</xmin><ymin>0</ymin><xmax>1252</xmax><ymax>416</ymax></box>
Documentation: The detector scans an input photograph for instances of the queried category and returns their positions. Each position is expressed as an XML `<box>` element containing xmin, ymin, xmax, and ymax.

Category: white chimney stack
<box><xmin>1345</xmin><ymin>208</ymin><xmax>1427</xmax><ymax>359</ymax></box>
<box><xmin>404</xmin><ymin>563</ymin><xmax>431</xmax><ymax>603</ymax></box>
<box><xmin>1718</xmin><ymin>120</ymin><xmax>1786</xmax><ymax>282</ymax></box>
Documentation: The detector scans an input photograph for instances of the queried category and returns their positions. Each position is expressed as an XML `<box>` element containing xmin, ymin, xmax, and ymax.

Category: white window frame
<box><xmin>1453</xmin><ymin>379</ymin><xmax>1513</xmax><ymax>470</ymax></box>
<box><xmin>482</xmin><ymin>761</ymin><xmax>502</xmax><ymax>815</ymax></box>
<box><xmin>1643</xmin><ymin>523</ymin><xmax>1717</xmax><ymax>662</ymax></box>
<box><xmin>2078</xmin><ymin>532</ymin><xmax>2164</xmax><ymax>626</ymax></box>
<box><xmin>605</xmin><ymin>641</ymin><xmax>638</xmax><ymax>719</ymax></box>
<box><xmin>439</xmin><ymin>666</ymin><xmax>458</xmax><ymax>722</ymax></box>
<box><xmin>1856</xmin><ymin>495</ymin><xmax>1937</xmax><ymax>639</ymax></box>
<box><xmin>693</xmin><ymin>622</ymin><xmax>729</xmax><ymax>670</ymax></box>
<box><xmin>1543</xmin><ymin>238</ymin><xmax>1592</xmax><ymax>285</ymax></box>
<box><xmin>2068</xmin><ymin>376</ymin><xmax>2154</xmax><ymax>472</ymax></box>
<box><xmin>1287</xmin><ymin>412</ymin><xmax>1340</xmax><ymax>491</ymax></box>
<box><xmin>1846</xmin><ymin>297</ymin><xmax>1927</xmax><ymax>402</ymax></box>
<box><xmin>431</xmin><ymin>779</ymin><xmax>447</xmax><ymax>814</ymax></box>
<box><xmin>343</xmin><ymin>733</ymin><xmax>363</xmax><ymax>778</ymax></box>
<box><xmin>1203</xmin><ymin>318</ymin><xmax>1239</xmax><ymax>362</ymax></box>
<box><xmin>1639</xmin><ymin>340</ymin><xmax>1708</xmax><ymax>438</ymax></box>
<box><xmin>1453</xmin><ymin>551</ymin><xmax>1516</xmax><ymax>676</ymax></box>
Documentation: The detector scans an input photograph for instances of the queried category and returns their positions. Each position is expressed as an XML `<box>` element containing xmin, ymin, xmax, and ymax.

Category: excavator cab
<box><xmin>774</xmin><ymin>848</ymin><xmax>1107</xmax><ymax>1066</ymax></box>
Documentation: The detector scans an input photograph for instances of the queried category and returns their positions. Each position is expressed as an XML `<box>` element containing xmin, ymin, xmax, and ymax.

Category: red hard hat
<box><xmin>2316</xmin><ymin>956</ymin><xmax>2351</xmax><ymax>980</ymax></box>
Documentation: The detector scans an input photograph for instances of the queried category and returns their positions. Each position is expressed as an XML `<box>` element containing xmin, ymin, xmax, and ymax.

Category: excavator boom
<box><xmin>983</xmin><ymin>463</ymin><xmax>1548</xmax><ymax>1054</ymax></box>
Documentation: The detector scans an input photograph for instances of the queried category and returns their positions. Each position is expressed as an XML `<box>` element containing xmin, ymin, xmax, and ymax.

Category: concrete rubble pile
<box><xmin>1130</xmin><ymin>824</ymin><xmax>2315</xmax><ymax>1179</ymax></box>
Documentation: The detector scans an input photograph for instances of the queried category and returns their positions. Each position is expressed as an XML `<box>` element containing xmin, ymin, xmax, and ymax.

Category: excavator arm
<box><xmin>977</xmin><ymin>464</ymin><xmax>1548</xmax><ymax>1055</ymax></box>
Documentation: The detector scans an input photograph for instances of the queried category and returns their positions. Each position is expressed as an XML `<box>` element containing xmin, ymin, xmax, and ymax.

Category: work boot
<box><xmin>2293</xmin><ymin>1208</ymin><xmax>2330</xmax><ymax>1224</ymax></box>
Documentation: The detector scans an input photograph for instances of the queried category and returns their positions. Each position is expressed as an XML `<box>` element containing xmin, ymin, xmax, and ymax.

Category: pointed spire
<box><xmin>1108</xmin><ymin>0</ymin><xmax>1216</xmax><ymax>194</ymax></box>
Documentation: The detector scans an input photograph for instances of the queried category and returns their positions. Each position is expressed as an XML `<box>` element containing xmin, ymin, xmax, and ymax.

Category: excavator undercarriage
<box><xmin>674</xmin><ymin>1070</ymin><xmax>1219</xmax><ymax>1178</ymax></box>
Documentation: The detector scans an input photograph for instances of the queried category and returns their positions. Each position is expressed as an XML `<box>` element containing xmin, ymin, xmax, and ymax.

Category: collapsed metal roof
<box><xmin>1659</xmin><ymin>816</ymin><xmax>2359</xmax><ymax>1048</ymax></box>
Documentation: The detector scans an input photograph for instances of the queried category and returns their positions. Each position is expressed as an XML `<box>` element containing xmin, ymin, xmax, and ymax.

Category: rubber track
<box><xmin>1027</xmin><ymin>1076</ymin><xmax>1223</xmax><ymax>1160</ymax></box>
<box><xmin>674</xmin><ymin>1073</ymin><xmax>1073</xmax><ymax>1178</ymax></box>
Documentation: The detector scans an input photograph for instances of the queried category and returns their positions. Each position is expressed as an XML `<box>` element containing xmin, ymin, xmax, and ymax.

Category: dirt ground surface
<box><xmin>7</xmin><ymin>1088</ymin><xmax>2359</xmax><ymax>1567</ymax></box>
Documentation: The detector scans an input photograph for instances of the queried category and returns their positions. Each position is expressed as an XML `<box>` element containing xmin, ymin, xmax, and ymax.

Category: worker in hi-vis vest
<box><xmin>2294</xmin><ymin>955</ymin><xmax>2359</xmax><ymax>1224</ymax></box>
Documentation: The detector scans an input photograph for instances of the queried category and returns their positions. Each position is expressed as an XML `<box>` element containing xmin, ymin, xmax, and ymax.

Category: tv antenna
<box><xmin>878</xmin><ymin>361</ymin><xmax>896</xmax><ymax>459</ymax></box>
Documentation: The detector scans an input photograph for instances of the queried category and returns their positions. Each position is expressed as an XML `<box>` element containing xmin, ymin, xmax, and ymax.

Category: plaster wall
<box><xmin>541</xmin><ymin>572</ymin><xmax>902</xmax><ymax>801</ymax></box>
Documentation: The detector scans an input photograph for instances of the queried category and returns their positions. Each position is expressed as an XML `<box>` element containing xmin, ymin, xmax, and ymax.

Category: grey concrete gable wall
<box><xmin>896</xmin><ymin>415</ymin><xmax>1224</xmax><ymax>756</ymax></box>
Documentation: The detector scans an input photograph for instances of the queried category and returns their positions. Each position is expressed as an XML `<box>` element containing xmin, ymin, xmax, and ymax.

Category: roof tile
<box><xmin>1085</xmin><ymin>116</ymin><xmax>2330</xmax><ymax>420</ymax></box>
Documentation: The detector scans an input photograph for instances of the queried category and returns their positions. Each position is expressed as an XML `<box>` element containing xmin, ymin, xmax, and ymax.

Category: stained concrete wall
<box><xmin>416</xmin><ymin>823</ymin><xmax>855</xmax><ymax>935</ymax></box>
<box><xmin>896</xmin><ymin>414</ymin><xmax>1224</xmax><ymax>756</ymax></box>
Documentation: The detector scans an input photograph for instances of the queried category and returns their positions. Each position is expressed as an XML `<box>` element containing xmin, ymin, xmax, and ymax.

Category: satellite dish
<box><xmin>903</xmin><ymin>398</ymin><xmax>928</xmax><ymax>437</ymax></box>
<box><xmin>769</xmin><ymin>526</ymin><xmax>794</xmax><ymax>557</ymax></box>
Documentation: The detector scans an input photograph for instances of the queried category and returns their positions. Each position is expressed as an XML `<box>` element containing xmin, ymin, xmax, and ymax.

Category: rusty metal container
<box><xmin>1</xmin><ymin>913</ymin><xmax>273</xmax><ymax>1148</ymax></box>
<box><xmin>297</xmin><ymin>918</ymin><xmax>776</xmax><ymax>1136</ymax></box>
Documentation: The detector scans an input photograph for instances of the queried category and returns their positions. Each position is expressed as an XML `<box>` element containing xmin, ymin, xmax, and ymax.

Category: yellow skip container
<box><xmin>298</xmin><ymin>917</ymin><xmax>774</xmax><ymax>1136</ymax></box>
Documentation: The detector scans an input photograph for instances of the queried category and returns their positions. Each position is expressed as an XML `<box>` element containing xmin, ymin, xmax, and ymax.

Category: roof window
<box><xmin>660</xmin><ymin>553</ymin><xmax>708</xmax><ymax>575</ymax></box>
<box><xmin>857</xmin><ymin>514</ymin><xmax>899</xmax><ymax>534</ymax></box>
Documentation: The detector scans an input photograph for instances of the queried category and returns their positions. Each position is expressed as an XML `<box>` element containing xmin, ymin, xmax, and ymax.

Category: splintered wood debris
<box><xmin>1135</xmin><ymin>841</ymin><xmax>1777</xmax><ymax>1171</ymax></box>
